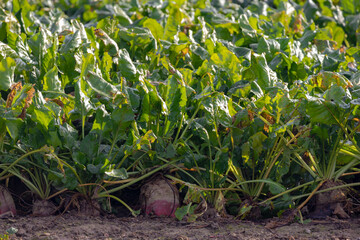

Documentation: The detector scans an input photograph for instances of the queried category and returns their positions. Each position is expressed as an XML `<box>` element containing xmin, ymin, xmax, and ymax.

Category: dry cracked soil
<box><xmin>1</xmin><ymin>214</ymin><xmax>360</xmax><ymax>240</ymax></box>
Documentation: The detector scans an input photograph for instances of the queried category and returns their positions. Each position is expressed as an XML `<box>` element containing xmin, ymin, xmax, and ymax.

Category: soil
<box><xmin>1</xmin><ymin>214</ymin><xmax>360</xmax><ymax>240</ymax></box>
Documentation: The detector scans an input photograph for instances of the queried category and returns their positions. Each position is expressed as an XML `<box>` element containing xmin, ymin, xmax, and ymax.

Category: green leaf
<box><xmin>0</xmin><ymin>42</ymin><xmax>21</xmax><ymax>61</ymax></box>
<box><xmin>110</xmin><ymin>105</ymin><xmax>135</xmax><ymax>141</ymax></box>
<box><xmin>100</xmin><ymin>52</ymin><xmax>113</xmax><ymax>82</ymax></box>
<box><xmin>74</xmin><ymin>80</ymin><xmax>94</xmax><ymax>115</ymax></box>
<box><xmin>250</xmin><ymin>81</ymin><xmax>264</xmax><ymax>98</ymax></box>
<box><xmin>80</xmin><ymin>53</ymin><xmax>95</xmax><ymax>82</ymax></box>
<box><xmin>112</xmin><ymin>105</ymin><xmax>135</xmax><ymax>124</ymax></box>
<box><xmin>48</xmin><ymin>127</ymin><xmax>63</xmax><ymax>148</ymax></box>
<box><xmin>338</xmin><ymin>143</ymin><xmax>360</xmax><ymax>165</ymax></box>
<box><xmin>306</xmin><ymin>98</ymin><xmax>341</xmax><ymax>125</ymax></box>
<box><xmin>275</xmin><ymin>149</ymin><xmax>291</xmax><ymax>181</ymax></box>
<box><xmin>62</xmin><ymin>170</ymin><xmax>79</xmax><ymax>190</ymax></box>
<box><xmin>341</xmin><ymin>0</ymin><xmax>360</xmax><ymax>14</ymax></box>
<box><xmin>142</xmin><ymin>18</ymin><xmax>164</xmax><ymax>41</ymax></box>
<box><xmin>326</xmin><ymin>22</ymin><xmax>345</xmax><ymax>48</ymax></box>
<box><xmin>166</xmin><ymin>76</ymin><xmax>187</xmax><ymax>124</ymax></box>
<box><xmin>28</xmin><ymin>29</ymin><xmax>52</xmax><ymax>63</ymax></box>
<box><xmin>137</xmin><ymin>130</ymin><xmax>156</xmax><ymax>148</ymax></box>
<box><xmin>31</xmin><ymin>108</ymin><xmax>53</xmax><ymax>130</ymax></box>
<box><xmin>87</xmin><ymin>164</ymin><xmax>101</xmax><ymax>174</ymax></box>
<box><xmin>175</xmin><ymin>203</ymin><xmax>196</xmax><ymax>221</ymax></box>
<box><xmin>300</xmin><ymin>27</ymin><xmax>317</xmax><ymax>48</ymax></box>
<box><xmin>164</xmin><ymin>5</ymin><xmax>181</xmax><ymax>41</ymax></box>
<box><xmin>83</xmin><ymin>5</ymin><xmax>97</xmax><ymax>22</ymax></box>
<box><xmin>257</xmin><ymin>37</ymin><xmax>281</xmax><ymax>60</ymax></box>
<box><xmin>95</xmin><ymin>28</ymin><xmax>119</xmax><ymax>57</ymax></box>
<box><xmin>308</xmin><ymin>72</ymin><xmax>350</xmax><ymax>90</ymax></box>
<box><xmin>91</xmin><ymin>106</ymin><xmax>110</xmax><ymax>133</ymax></box>
<box><xmin>144</xmin><ymin>78</ymin><xmax>168</xmax><ymax>116</ymax></box>
<box><xmin>5</xmin><ymin>118</ymin><xmax>23</xmax><ymax>140</ymax></box>
<box><xmin>267</xmin><ymin>179</ymin><xmax>286</xmax><ymax>195</ymax></box>
<box><xmin>58</xmin><ymin>52</ymin><xmax>78</xmax><ymax>86</ymax></box>
<box><xmin>311</xmin><ymin>125</ymin><xmax>329</xmax><ymax>141</ymax></box>
<box><xmin>80</xmin><ymin>133</ymin><xmax>99</xmax><ymax>158</ymax></box>
<box><xmin>250</xmin><ymin>131</ymin><xmax>267</xmax><ymax>155</ymax></box>
<box><xmin>86</xmin><ymin>71</ymin><xmax>119</xmax><ymax>98</ymax></box>
<box><xmin>124</xmin><ymin>87</ymin><xmax>140</xmax><ymax>112</ymax></box>
<box><xmin>139</xmin><ymin>91</ymin><xmax>150</xmax><ymax>122</ymax></box>
<box><xmin>204</xmin><ymin>94</ymin><xmax>232</xmax><ymax>128</ymax></box>
<box><xmin>163</xmin><ymin>143</ymin><xmax>177</xmax><ymax>159</ymax></box>
<box><xmin>73</xmin><ymin>151</ymin><xmax>87</xmax><ymax>166</ymax></box>
<box><xmin>58</xmin><ymin>123</ymin><xmax>78</xmax><ymax>150</ymax></box>
<box><xmin>60</xmin><ymin>30</ymin><xmax>82</xmax><ymax>53</ymax></box>
<box><xmin>244</xmin><ymin>53</ymin><xmax>277</xmax><ymax>90</ymax></box>
<box><xmin>43</xmin><ymin>67</ymin><xmax>62</xmax><ymax>92</ymax></box>
<box><xmin>323</xmin><ymin>85</ymin><xmax>347</xmax><ymax>106</ymax></box>
<box><xmin>105</xmin><ymin>168</ymin><xmax>129</xmax><ymax>179</ymax></box>
<box><xmin>118</xmin><ymin>49</ymin><xmax>137</xmax><ymax>81</ymax></box>
<box><xmin>303</xmin><ymin>0</ymin><xmax>319</xmax><ymax>21</ymax></box>
<box><xmin>210</xmin><ymin>43</ymin><xmax>243</xmax><ymax>84</ymax></box>
<box><xmin>0</xmin><ymin>57</ymin><xmax>16</xmax><ymax>90</ymax></box>
<box><xmin>255</xmin><ymin>54</ymin><xmax>277</xmax><ymax>89</ymax></box>
<box><xmin>117</xmin><ymin>26</ymin><xmax>157</xmax><ymax>56</ymax></box>
<box><xmin>238</xmin><ymin>14</ymin><xmax>257</xmax><ymax>44</ymax></box>
<box><xmin>41</xmin><ymin>40</ymin><xmax>57</xmax><ymax>81</ymax></box>
<box><xmin>193</xmin><ymin>121</ymin><xmax>210</xmax><ymax>142</ymax></box>
<box><xmin>98</xmin><ymin>5</ymin><xmax>132</xmax><ymax>26</ymax></box>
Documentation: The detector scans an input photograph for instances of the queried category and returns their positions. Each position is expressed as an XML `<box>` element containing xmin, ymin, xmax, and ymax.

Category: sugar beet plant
<box><xmin>0</xmin><ymin>0</ymin><xmax>360</xmax><ymax>219</ymax></box>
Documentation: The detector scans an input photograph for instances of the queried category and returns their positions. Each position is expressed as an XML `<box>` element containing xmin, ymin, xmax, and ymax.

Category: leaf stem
<box><xmin>97</xmin><ymin>159</ymin><xmax>179</xmax><ymax>196</ymax></box>
<box><xmin>0</xmin><ymin>146</ymin><xmax>50</xmax><ymax>178</ymax></box>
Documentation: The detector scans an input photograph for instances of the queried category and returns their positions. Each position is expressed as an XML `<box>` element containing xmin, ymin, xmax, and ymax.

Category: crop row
<box><xmin>0</xmin><ymin>0</ymin><xmax>360</xmax><ymax>220</ymax></box>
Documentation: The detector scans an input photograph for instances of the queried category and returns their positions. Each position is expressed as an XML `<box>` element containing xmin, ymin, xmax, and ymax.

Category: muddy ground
<box><xmin>0</xmin><ymin>214</ymin><xmax>360</xmax><ymax>240</ymax></box>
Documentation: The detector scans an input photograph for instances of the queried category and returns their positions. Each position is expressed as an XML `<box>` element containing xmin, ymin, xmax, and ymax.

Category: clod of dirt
<box><xmin>310</xmin><ymin>180</ymin><xmax>349</xmax><ymax>219</ymax></box>
<box><xmin>32</xmin><ymin>199</ymin><xmax>57</xmax><ymax>216</ymax></box>
<box><xmin>265</xmin><ymin>209</ymin><xmax>298</xmax><ymax>229</ymax></box>
<box><xmin>199</xmin><ymin>207</ymin><xmax>221</xmax><ymax>220</ymax></box>
<box><xmin>0</xmin><ymin>185</ymin><xmax>16</xmax><ymax>216</ymax></box>
<box><xmin>140</xmin><ymin>175</ymin><xmax>179</xmax><ymax>217</ymax></box>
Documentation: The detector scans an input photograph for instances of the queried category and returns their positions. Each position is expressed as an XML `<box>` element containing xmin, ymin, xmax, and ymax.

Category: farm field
<box><xmin>1</xmin><ymin>0</ymin><xmax>360</xmax><ymax>239</ymax></box>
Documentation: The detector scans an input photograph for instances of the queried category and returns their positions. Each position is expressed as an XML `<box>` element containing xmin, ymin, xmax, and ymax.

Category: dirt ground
<box><xmin>1</xmin><ymin>214</ymin><xmax>360</xmax><ymax>240</ymax></box>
